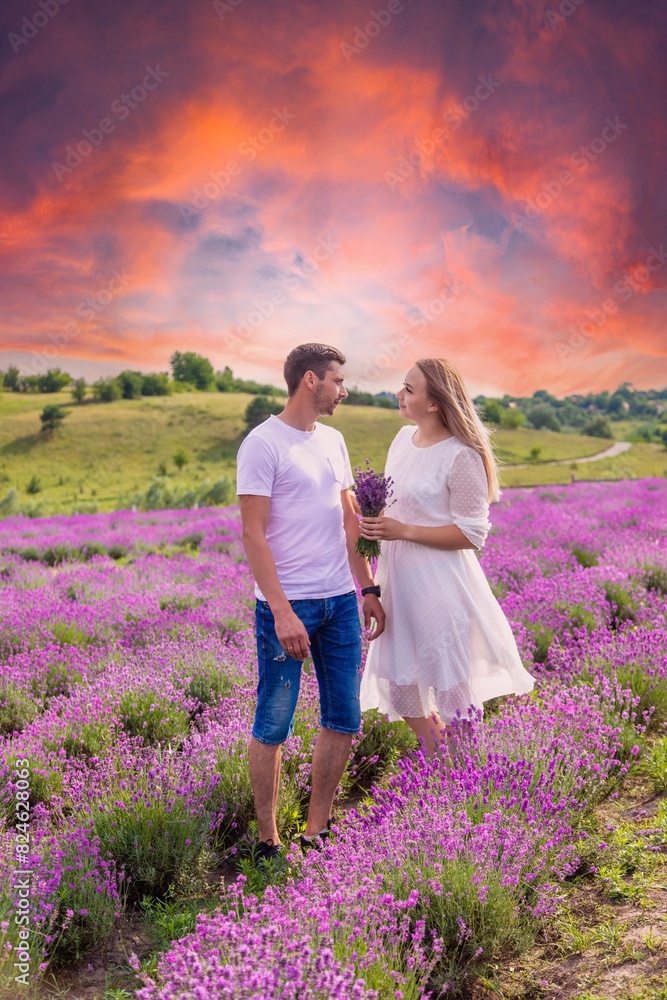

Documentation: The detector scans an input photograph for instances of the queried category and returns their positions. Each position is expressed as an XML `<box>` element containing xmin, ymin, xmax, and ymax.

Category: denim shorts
<box><xmin>252</xmin><ymin>591</ymin><xmax>363</xmax><ymax>745</ymax></box>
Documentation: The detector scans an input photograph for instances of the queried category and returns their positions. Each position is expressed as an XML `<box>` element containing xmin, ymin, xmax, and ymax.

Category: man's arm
<box><xmin>341</xmin><ymin>489</ymin><xmax>386</xmax><ymax>640</ymax></box>
<box><xmin>238</xmin><ymin>494</ymin><xmax>311</xmax><ymax>660</ymax></box>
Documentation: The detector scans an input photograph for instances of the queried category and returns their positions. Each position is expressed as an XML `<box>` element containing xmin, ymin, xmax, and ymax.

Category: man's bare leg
<box><xmin>304</xmin><ymin>727</ymin><xmax>352</xmax><ymax>837</ymax></box>
<box><xmin>249</xmin><ymin>736</ymin><xmax>282</xmax><ymax>844</ymax></box>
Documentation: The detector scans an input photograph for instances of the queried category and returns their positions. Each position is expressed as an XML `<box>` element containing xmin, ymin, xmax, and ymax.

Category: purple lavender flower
<box><xmin>351</xmin><ymin>459</ymin><xmax>394</xmax><ymax>560</ymax></box>
<box><xmin>0</xmin><ymin>479</ymin><xmax>665</xmax><ymax>991</ymax></box>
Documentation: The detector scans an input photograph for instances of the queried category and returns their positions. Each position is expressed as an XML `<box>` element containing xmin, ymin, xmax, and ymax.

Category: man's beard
<box><xmin>313</xmin><ymin>383</ymin><xmax>337</xmax><ymax>414</ymax></box>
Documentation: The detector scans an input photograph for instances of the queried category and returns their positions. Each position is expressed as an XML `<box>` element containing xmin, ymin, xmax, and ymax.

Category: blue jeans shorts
<box><xmin>252</xmin><ymin>591</ymin><xmax>363</xmax><ymax>745</ymax></box>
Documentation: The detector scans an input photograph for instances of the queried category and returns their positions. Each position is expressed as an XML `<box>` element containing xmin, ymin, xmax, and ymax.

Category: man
<box><xmin>237</xmin><ymin>342</ymin><xmax>385</xmax><ymax>861</ymax></box>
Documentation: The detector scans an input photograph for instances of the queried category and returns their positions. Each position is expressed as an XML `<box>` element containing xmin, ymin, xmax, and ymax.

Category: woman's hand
<box><xmin>360</xmin><ymin>514</ymin><xmax>406</xmax><ymax>542</ymax></box>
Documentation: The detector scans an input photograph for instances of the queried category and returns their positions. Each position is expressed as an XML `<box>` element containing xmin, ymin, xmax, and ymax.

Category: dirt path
<box><xmin>506</xmin><ymin>440</ymin><xmax>632</xmax><ymax>470</ymax></box>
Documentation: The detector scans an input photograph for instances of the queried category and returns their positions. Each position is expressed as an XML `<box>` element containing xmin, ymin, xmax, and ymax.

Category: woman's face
<box><xmin>396</xmin><ymin>365</ymin><xmax>434</xmax><ymax>421</ymax></box>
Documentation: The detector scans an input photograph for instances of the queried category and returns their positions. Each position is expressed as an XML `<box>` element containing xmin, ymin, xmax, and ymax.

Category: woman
<box><xmin>359</xmin><ymin>358</ymin><xmax>534</xmax><ymax>754</ymax></box>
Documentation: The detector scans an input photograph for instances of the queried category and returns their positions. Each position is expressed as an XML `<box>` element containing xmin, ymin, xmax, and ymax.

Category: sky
<box><xmin>0</xmin><ymin>0</ymin><xmax>665</xmax><ymax>399</ymax></box>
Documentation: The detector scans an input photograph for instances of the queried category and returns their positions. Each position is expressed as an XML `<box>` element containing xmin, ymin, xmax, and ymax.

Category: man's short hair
<box><xmin>283</xmin><ymin>343</ymin><xmax>346</xmax><ymax>396</ymax></box>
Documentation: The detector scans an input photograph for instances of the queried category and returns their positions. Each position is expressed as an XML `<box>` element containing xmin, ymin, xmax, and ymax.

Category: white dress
<box><xmin>359</xmin><ymin>425</ymin><xmax>535</xmax><ymax>723</ymax></box>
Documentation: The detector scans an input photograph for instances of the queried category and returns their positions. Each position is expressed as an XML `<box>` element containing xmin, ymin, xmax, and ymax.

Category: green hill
<box><xmin>0</xmin><ymin>390</ymin><xmax>665</xmax><ymax>516</ymax></box>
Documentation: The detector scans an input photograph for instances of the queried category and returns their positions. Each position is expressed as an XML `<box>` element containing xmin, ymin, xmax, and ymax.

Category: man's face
<box><xmin>313</xmin><ymin>362</ymin><xmax>348</xmax><ymax>415</ymax></box>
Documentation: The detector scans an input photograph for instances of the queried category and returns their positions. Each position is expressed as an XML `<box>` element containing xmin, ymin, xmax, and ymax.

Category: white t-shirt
<box><xmin>236</xmin><ymin>414</ymin><xmax>356</xmax><ymax>601</ymax></box>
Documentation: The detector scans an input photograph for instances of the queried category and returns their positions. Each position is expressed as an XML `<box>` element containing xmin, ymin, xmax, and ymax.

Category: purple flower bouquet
<box><xmin>351</xmin><ymin>459</ymin><xmax>394</xmax><ymax>560</ymax></box>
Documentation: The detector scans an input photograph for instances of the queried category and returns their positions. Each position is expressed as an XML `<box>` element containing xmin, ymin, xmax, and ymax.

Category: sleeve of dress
<box><xmin>448</xmin><ymin>447</ymin><xmax>491</xmax><ymax>550</ymax></box>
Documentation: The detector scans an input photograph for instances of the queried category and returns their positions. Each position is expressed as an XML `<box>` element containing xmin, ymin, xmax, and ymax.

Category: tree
<box><xmin>633</xmin><ymin>424</ymin><xmax>654</xmax><ymax>443</ymax></box>
<box><xmin>343</xmin><ymin>389</ymin><xmax>376</xmax><ymax>407</ymax></box>
<box><xmin>240</xmin><ymin>378</ymin><xmax>285</xmax><ymax>395</ymax></box>
<box><xmin>71</xmin><ymin>378</ymin><xmax>87</xmax><ymax>403</ymax></box>
<box><xmin>527</xmin><ymin>404</ymin><xmax>561</xmax><ymax>432</ymax></box>
<box><xmin>215</xmin><ymin>366</ymin><xmax>236</xmax><ymax>392</ymax></box>
<box><xmin>92</xmin><ymin>377</ymin><xmax>122</xmax><ymax>402</ymax></box>
<box><xmin>581</xmin><ymin>416</ymin><xmax>613</xmax><ymax>439</ymax></box>
<box><xmin>117</xmin><ymin>370</ymin><xmax>144</xmax><ymax>399</ymax></box>
<box><xmin>38</xmin><ymin>368</ymin><xmax>71</xmax><ymax>393</ymax></box>
<box><xmin>481</xmin><ymin>400</ymin><xmax>503</xmax><ymax>424</ymax></box>
<box><xmin>560</xmin><ymin>402</ymin><xmax>586</xmax><ymax>428</ymax></box>
<box><xmin>661</xmin><ymin>428</ymin><xmax>667</xmax><ymax>449</ymax></box>
<box><xmin>532</xmin><ymin>389</ymin><xmax>557</xmax><ymax>405</ymax></box>
<box><xmin>0</xmin><ymin>373</ymin><xmax>4</xmax><ymax>394</ymax></box>
<box><xmin>214</xmin><ymin>365</ymin><xmax>288</xmax><ymax>396</ymax></box>
<box><xmin>40</xmin><ymin>404</ymin><xmax>69</xmax><ymax>436</ymax></box>
<box><xmin>26</xmin><ymin>474</ymin><xmax>42</xmax><ymax>494</ymax></box>
<box><xmin>244</xmin><ymin>396</ymin><xmax>284</xmax><ymax>433</ymax></box>
<box><xmin>142</xmin><ymin>372</ymin><xmax>172</xmax><ymax>396</ymax></box>
<box><xmin>3</xmin><ymin>366</ymin><xmax>19</xmax><ymax>391</ymax></box>
<box><xmin>170</xmin><ymin>351</ymin><xmax>215</xmax><ymax>391</ymax></box>
<box><xmin>173</xmin><ymin>447</ymin><xmax>190</xmax><ymax>471</ymax></box>
<box><xmin>0</xmin><ymin>488</ymin><xmax>20</xmax><ymax>517</ymax></box>
<box><xmin>607</xmin><ymin>393</ymin><xmax>629</xmax><ymax>417</ymax></box>
<box><xmin>501</xmin><ymin>407</ymin><xmax>526</xmax><ymax>429</ymax></box>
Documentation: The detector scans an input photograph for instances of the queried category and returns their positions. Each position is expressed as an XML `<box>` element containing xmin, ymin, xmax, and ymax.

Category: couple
<box><xmin>237</xmin><ymin>343</ymin><xmax>534</xmax><ymax>861</ymax></box>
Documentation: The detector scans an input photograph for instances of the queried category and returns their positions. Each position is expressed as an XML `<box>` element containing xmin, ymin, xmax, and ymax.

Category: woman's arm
<box><xmin>360</xmin><ymin>446</ymin><xmax>490</xmax><ymax>552</ymax></box>
<box><xmin>360</xmin><ymin>516</ymin><xmax>476</xmax><ymax>550</ymax></box>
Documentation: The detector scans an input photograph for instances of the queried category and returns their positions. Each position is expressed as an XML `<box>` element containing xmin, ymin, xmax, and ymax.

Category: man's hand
<box><xmin>273</xmin><ymin>607</ymin><xmax>311</xmax><ymax>660</ymax></box>
<box><xmin>362</xmin><ymin>594</ymin><xmax>386</xmax><ymax>641</ymax></box>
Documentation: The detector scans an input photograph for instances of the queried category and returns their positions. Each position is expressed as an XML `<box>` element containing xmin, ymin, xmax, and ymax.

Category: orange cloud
<box><xmin>0</xmin><ymin>0</ymin><xmax>664</xmax><ymax>396</ymax></box>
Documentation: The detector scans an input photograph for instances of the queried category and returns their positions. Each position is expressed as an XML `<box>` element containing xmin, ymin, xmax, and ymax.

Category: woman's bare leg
<box><xmin>403</xmin><ymin>714</ymin><xmax>474</xmax><ymax>758</ymax></box>
<box><xmin>403</xmin><ymin>713</ymin><xmax>451</xmax><ymax>755</ymax></box>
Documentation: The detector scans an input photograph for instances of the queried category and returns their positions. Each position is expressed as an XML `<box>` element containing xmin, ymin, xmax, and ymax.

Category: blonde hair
<box><xmin>415</xmin><ymin>358</ymin><xmax>501</xmax><ymax>503</ymax></box>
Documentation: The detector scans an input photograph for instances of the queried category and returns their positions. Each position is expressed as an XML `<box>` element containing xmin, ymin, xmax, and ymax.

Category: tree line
<box><xmin>474</xmin><ymin>382</ymin><xmax>667</xmax><ymax>441</ymax></box>
<box><xmin>2</xmin><ymin>357</ymin><xmax>665</xmax><ymax>443</ymax></box>
<box><xmin>0</xmin><ymin>354</ymin><xmax>288</xmax><ymax>402</ymax></box>
<box><xmin>0</xmin><ymin>353</ymin><xmax>400</xmax><ymax>408</ymax></box>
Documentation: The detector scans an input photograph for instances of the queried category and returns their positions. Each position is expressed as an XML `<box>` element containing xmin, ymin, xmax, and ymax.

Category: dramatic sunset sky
<box><xmin>1</xmin><ymin>0</ymin><xmax>665</xmax><ymax>397</ymax></box>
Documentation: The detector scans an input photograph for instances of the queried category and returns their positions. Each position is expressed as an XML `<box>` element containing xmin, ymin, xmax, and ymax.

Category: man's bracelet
<box><xmin>361</xmin><ymin>585</ymin><xmax>381</xmax><ymax>598</ymax></box>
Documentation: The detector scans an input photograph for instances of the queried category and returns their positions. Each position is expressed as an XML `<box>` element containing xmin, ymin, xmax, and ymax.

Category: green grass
<box><xmin>488</xmin><ymin>426</ymin><xmax>618</xmax><ymax>464</ymax></box>
<box><xmin>499</xmin><ymin>441</ymin><xmax>666</xmax><ymax>488</ymax></box>
<box><xmin>1</xmin><ymin>390</ymin><xmax>664</xmax><ymax>515</ymax></box>
<box><xmin>0</xmin><ymin>390</ymin><xmax>248</xmax><ymax>514</ymax></box>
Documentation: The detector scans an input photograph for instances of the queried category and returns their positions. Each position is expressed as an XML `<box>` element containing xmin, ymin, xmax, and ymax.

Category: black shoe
<box><xmin>252</xmin><ymin>838</ymin><xmax>284</xmax><ymax>865</ymax></box>
<box><xmin>299</xmin><ymin>818</ymin><xmax>333</xmax><ymax>853</ymax></box>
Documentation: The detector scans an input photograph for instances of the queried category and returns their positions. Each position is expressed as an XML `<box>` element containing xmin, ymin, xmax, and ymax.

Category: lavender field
<box><xmin>0</xmin><ymin>479</ymin><xmax>666</xmax><ymax>998</ymax></box>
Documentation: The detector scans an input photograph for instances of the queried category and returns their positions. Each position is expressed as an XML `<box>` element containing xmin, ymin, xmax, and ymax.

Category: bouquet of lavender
<box><xmin>351</xmin><ymin>459</ymin><xmax>394</xmax><ymax>560</ymax></box>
